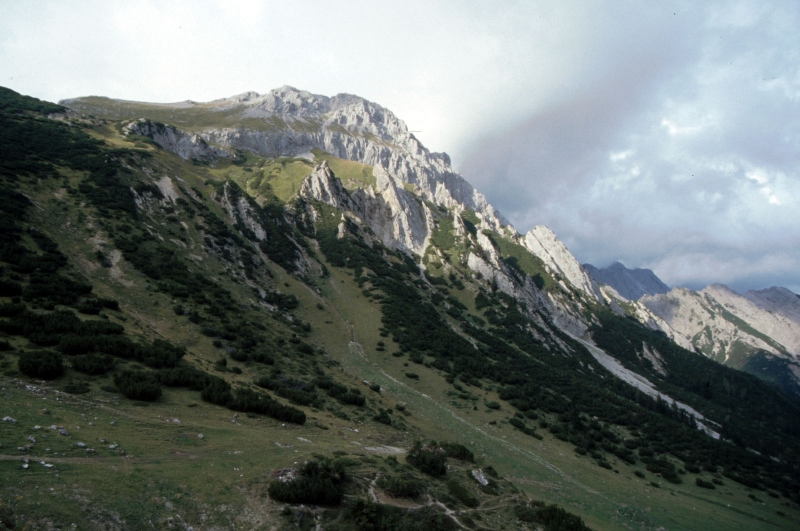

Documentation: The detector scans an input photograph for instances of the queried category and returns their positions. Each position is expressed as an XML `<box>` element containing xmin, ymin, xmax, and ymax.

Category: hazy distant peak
<box><xmin>584</xmin><ymin>261</ymin><xmax>670</xmax><ymax>301</ymax></box>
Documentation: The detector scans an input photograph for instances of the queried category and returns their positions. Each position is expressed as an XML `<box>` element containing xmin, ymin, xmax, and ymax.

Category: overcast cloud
<box><xmin>1</xmin><ymin>1</ymin><xmax>798</xmax><ymax>293</ymax></box>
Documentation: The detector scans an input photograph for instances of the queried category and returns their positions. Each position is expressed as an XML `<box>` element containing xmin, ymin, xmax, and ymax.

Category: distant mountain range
<box><xmin>583</xmin><ymin>261</ymin><xmax>800</xmax><ymax>402</ymax></box>
<box><xmin>583</xmin><ymin>261</ymin><xmax>670</xmax><ymax>300</ymax></box>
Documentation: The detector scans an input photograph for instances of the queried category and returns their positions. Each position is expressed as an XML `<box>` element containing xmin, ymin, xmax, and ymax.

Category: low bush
<box><xmin>18</xmin><ymin>350</ymin><xmax>64</xmax><ymax>379</ymax></box>
<box><xmin>114</xmin><ymin>369</ymin><xmax>162</xmax><ymax>401</ymax></box>
<box><xmin>373</xmin><ymin>409</ymin><xmax>392</xmax><ymax>425</ymax></box>
<box><xmin>313</xmin><ymin>376</ymin><xmax>365</xmax><ymax>406</ymax></box>
<box><xmin>446</xmin><ymin>478</ymin><xmax>479</xmax><ymax>508</ymax></box>
<box><xmin>536</xmin><ymin>504</ymin><xmax>591</xmax><ymax>530</ymax></box>
<box><xmin>406</xmin><ymin>441</ymin><xmax>447</xmax><ymax>477</ymax></box>
<box><xmin>441</xmin><ymin>442</ymin><xmax>474</xmax><ymax>462</ymax></box>
<box><xmin>376</xmin><ymin>473</ymin><xmax>426</xmax><ymax>498</ymax></box>
<box><xmin>268</xmin><ymin>459</ymin><xmax>346</xmax><ymax>505</ymax></box>
<box><xmin>227</xmin><ymin>388</ymin><xmax>306</xmax><ymax>424</ymax></box>
<box><xmin>696</xmin><ymin>478</ymin><xmax>716</xmax><ymax>489</ymax></box>
<box><xmin>71</xmin><ymin>353</ymin><xmax>114</xmax><ymax>375</ymax></box>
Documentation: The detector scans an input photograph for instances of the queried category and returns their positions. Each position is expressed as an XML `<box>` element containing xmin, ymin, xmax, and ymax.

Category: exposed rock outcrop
<box><xmin>299</xmin><ymin>161</ymin><xmax>435</xmax><ymax>256</ymax></box>
<box><xmin>639</xmin><ymin>284</ymin><xmax>800</xmax><ymax>362</ymax></box>
<box><xmin>522</xmin><ymin>226</ymin><xmax>603</xmax><ymax>302</ymax></box>
<box><xmin>123</xmin><ymin>119</ymin><xmax>230</xmax><ymax>161</ymax></box>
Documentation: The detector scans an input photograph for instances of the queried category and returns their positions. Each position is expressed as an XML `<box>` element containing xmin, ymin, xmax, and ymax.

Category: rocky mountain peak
<box><xmin>522</xmin><ymin>226</ymin><xmax>603</xmax><ymax>301</ymax></box>
<box><xmin>584</xmin><ymin>261</ymin><xmax>670</xmax><ymax>301</ymax></box>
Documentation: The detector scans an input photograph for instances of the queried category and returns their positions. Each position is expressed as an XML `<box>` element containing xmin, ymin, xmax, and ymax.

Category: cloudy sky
<box><xmin>2</xmin><ymin>1</ymin><xmax>798</xmax><ymax>293</ymax></box>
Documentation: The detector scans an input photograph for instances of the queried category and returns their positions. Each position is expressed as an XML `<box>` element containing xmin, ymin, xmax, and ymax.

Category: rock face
<box><xmin>123</xmin><ymin>119</ymin><xmax>229</xmax><ymax>161</ymax></box>
<box><xmin>78</xmin><ymin>87</ymin><xmax>507</xmax><ymax>234</ymax></box>
<box><xmin>299</xmin><ymin>161</ymin><xmax>435</xmax><ymax>256</ymax></box>
<box><xmin>523</xmin><ymin>226</ymin><xmax>603</xmax><ymax>302</ymax></box>
<box><xmin>584</xmin><ymin>261</ymin><xmax>669</xmax><ymax>301</ymax></box>
<box><xmin>639</xmin><ymin>284</ymin><xmax>800</xmax><ymax>363</ymax></box>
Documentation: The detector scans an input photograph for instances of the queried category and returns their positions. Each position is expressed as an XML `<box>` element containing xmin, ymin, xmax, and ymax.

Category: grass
<box><xmin>302</xmin><ymin>255</ymin><xmax>799</xmax><ymax>530</ymax></box>
<box><xmin>484</xmin><ymin>231</ymin><xmax>557</xmax><ymax>290</ymax></box>
<box><xmin>311</xmin><ymin>149</ymin><xmax>375</xmax><ymax>191</ymax></box>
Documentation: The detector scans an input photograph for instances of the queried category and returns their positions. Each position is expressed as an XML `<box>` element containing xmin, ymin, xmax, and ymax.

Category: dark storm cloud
<box><xmin>459</xmin><ymin>1</ymin><xmax>800</xmax><ymax>293</ymax></box>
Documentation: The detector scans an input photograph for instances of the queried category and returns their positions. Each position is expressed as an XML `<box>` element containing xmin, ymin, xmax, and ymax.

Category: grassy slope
<box><xmin>1</xmin><ymin>94</ymin><xmax>798</xmax><ymax>529</ymax></box>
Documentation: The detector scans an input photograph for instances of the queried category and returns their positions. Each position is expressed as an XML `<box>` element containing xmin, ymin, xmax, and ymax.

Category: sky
<box><xmin>1</xmin><ymin>0</ymin><xmax>798</xmax><ymax>293</ymax></box>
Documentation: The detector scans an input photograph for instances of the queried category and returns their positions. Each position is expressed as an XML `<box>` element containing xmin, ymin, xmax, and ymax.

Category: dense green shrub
<box><xmin>340</xmin><ymin>499</ymin><xmax>459</xmax><ymax>531</ymax></box>
<box><xmin>227</xmin><ymin>388</ymin><xmax>306</xmax><ymax>424</ymax></box>
<box><xmin>509</xmin><ymin>417</ymin><xmax>543</xmax><ymax>439</ymax></box>
<box><xmin>268</xmin><ymin>459</ymin><xmax>346</xmax><ymax>505</ymax></box>
<box><xmin>71</xmin><ymin>353</ymin><xmax>114</xmax><ymax>375</ymax></box>
<box><xmin>446</xmin><ymin>478</ymin><xmax>478</xmax><ymax>508</ymax></box>
<box><xmin>159</xmin><ymin>365</ymin><xmax>214</xmax><ymax>390</ymax></box>
<box><xmin>406</xmin><ymin>441</ymin><xmax>447</xmax><ymax>476</ymax></box>
<box><xmin>255</xmin><ymin>376</ymin><xmax>317</xmax><ymax>406</ymax></box>
<box><xmin>0</xmin><ymin>280</ymin><xmax>22</xmax><ymax>296</ymax></box>
<box><xmin>313</xmin><ymin>376</ymin><xmax>365</xmax><ymax>406</ymax></box>
<box><xmin>18</xmin><ymin>350</ymin><xmax>64</xmax><ymax>379</ymax></box>
<box><xmin>114</xmin><ymin>370</ymin><xmax>162</xmax><ymax>401</ymax></box>
<box><xmin>17</xmin><ymin>350</ymin><xmax>64</xmax><ymax>380</ymax></box>
<box><xmin>440</xmin><ymin>442</ymin><xmax>474</xmax><ymax>462</ymax></box>
<box><xmin>696</xmin><ymin>478</ymin><xmax>715</xmax><ymax>489</ymax></box>
<box><xmin>376</xmin><ymin>473</ymin><xmax>426</xmax><ymax>498</ymax></box>
<box><xmin>373</xmin><ymin>409</ymin><xmax>392</xmax><ymax>425</ymax></box>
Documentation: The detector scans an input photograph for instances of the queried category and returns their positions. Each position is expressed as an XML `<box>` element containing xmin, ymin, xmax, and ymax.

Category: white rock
<box><xmin>523</xmin><ymin>226</ymin><xmax>603</xmax><ymax>302</ymax></box>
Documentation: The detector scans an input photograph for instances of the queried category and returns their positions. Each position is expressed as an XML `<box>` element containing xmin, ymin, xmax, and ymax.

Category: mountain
<box><xmin>584</xmin><ymin>261</ymin><xmax>800</xmax><ymax>402</ymax></box>
<box><xmin>1</xmin><ymin>85</ymin><xmax>799</xmax><ymax>530</ymax></box>
<box><xmin>584</xmin><ymin>261</ymin><xmax>670</xmax><ymax>301</ymax></box>
<box><xmin>635</xmin><ymin>284</ymin><xmax>800</xmax><ymax>401</ymax></box>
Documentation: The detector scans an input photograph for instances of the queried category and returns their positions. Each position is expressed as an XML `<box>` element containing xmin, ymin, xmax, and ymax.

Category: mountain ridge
<box><xmin>584</xmin><ymin>261</ymin><xmax>670</xmax><ymax>301</ymax></box>
<box><xmin>2</xmin><ymin>85</ymin><xmax>798</xmax><ymax>529</ymax></box>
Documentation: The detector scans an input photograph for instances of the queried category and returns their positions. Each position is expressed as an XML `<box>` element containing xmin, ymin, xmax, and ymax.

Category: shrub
<box><xmin>139</xmin><ymin>339</ymin><xmax>185</xmax><ymax>368</ymax></box>
<box><xmin>0</xmin><ymin>280</ymin><xmax>22</xmax><ymax>296</ymax></box>
<box><xmin>255</xmin><ymin>376</ymin><xmax>317</xmax><ymax>406</ymax></box>
<box><xmin>373</xmin><ymin>410</ymin><xmax>392</xmax><ymax>425</ymax></box>
<box><xmin>509</xmin><ymin>417</ymin><xmax>543</xmax><ymax>440</ymax></box>
<box><xmin>441</xmin><ymin>442</ymin><xmax>474</xmax><ymax>462</ymax></box>
<box><xmin>696</xmin><ymin>478</ymin><xmax>716</xmax><ymax>489</ymax></box>
<box><xmin>406</xmin><ymin>441</ymin><xmax>447</xmax><ymax>476</ymax></box>
<box><xmin>343</xmin><ymin>500</ymin><xmax>458</xmax><ymax>531</ymax></box>
<box><xmin>268</xmin><ymin>459</ymin><xmax>346</xmax><ymax>505</ymax></box>
<box><xmin>536</xmin><ymin>504</ymin><xmax>591</xmax><ymax>530</ymax></box>
<box><xmin>18</xmin><ymin>350</ymin><xmax>64</xmax><ymax>379</ymax></box>
<box><xmin>446</xmin><ymin>478</ymin><xmax>478</xmax><ymax>508</ymax></box>
<box><xmin>71</xmin><ymin>353</ymin><xmax>114</xmax><ymax>375</ymax></box>
<box><xmin>227</xmin><ymin>388</ymin><xmax>306</xmax><ymax>424</ymax></box>
<box><xmin>114</xmin><ymin>370</ymin><xmax>162</xmax><ymax>401</ymax></box>
<box><xmin>159</xmin><ymin>366</ymin><xmax>213</xmax><ymax>391</ymax></box>
<box><xmin>376</xmin><ymin>473</ymin><xmax>426</xmax><ymax>498</ymax></box>
<box><xmin>313</xmin><ymin>376</ymin><xmax>365</xmax><ymax>406</ymax></box>
<box><xmin>200</xmin><ymin>376</ymin><xmax>233</xmax><ymax>405</ymax></box>
<box><xmin>57</xmin><ymin>334</ymin><xmax>94</xmax><ymax>355</ymax></box>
